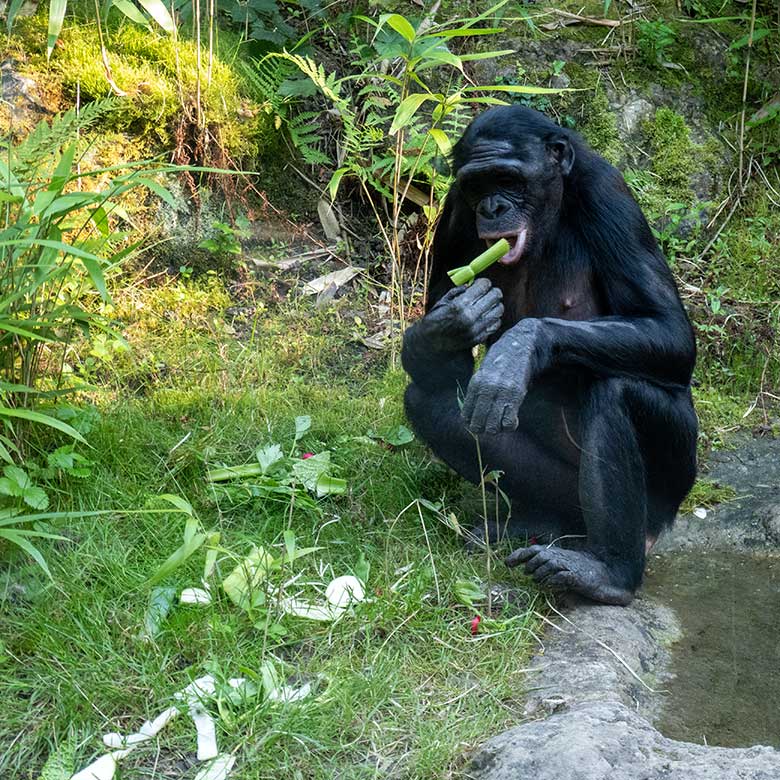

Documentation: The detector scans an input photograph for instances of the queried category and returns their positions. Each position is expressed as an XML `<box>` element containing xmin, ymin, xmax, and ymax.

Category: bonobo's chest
<box><xmin>488</xmin><ymin>263</ymin><xmax>602</xmax><ymax>329</ymax></box>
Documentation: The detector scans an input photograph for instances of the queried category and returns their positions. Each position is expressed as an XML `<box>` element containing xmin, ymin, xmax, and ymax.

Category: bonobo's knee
<box><xmin>403</xmin><ymin>382</ymin><xmax>427</xmax><ymax>423</ymax></box>
<box><xmin>586</xmin><ymin>376</ymin><xmax>633</xmax><ymax>410</ymax></box>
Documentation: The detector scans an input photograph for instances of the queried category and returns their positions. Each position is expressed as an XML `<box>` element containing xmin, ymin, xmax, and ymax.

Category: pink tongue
<box><xmin>498</xmin><ymin>229</ymin><xmax>527</xmax><ymax>266</ymax></box>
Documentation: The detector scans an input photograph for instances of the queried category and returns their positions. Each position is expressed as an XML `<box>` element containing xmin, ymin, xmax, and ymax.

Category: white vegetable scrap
<box><xmin>69</xmin><ymin>667</ymin><xmax>316</xmax><ymax>780</ymax></box>
<box><xmin>693</xmin><ymin>507</ymin><xmax>708</xmax><ymax>519</ymax></box>
<box><xmin>194</xmin><ymin>755</ymin><xmax>237</xmax><ymax>780</ymax></box>
<box><xmin>281</xmin><ymin>575</ymin><xmax>366</xmax><ymax>622</ymax></box>
<box><xmin>176</xmin><ymin>676</ymin><xmax>220</xmax><ymax>760</ymax></box>
<box><xmin>181</xmin><ymin>586</ymin><xmax>213</xmax><ymax>605</ymax></box>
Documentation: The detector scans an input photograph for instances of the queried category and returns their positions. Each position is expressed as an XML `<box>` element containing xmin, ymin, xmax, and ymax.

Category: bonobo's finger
<box><xmin>458</xmin><ymin>277</ymin><xmax>494</xmax><ymax>306</ymax></box>
<box><xmin>474</xmin><ymin>301</ymin><xmax>504</xmax><ymax>332</ymax></box>
<box><xmin>523</xmin><ymin>549</ymin><xmax>553</xmax><ymax>574</ymax></box>
<box><xmin>464</xmin><ymin>277</ymin><xmax>493</xmax><ymax>295</ymax></box>
<box><xmin>468</xmin><ymin>290</ymin><xmax>503</xmax><ymax>321</ymax></box>
<box><xmin>500</xmin><ymin>402</ymin><xmax>519</xmax><ymax>431</ymax></box>
<box><xmin>483</xmin><ymin>401</ymin><xmax>505</xmax><ymax>435</ymax></box>
<box><xmin>463</xmin><ymin>386</ymin><xmax>495</xmax><ymax>434</ymax></box>
<box><xmin>505</xmin><ymin>545</ymin><xmax>544</xmax><ymax>568</ymax></box>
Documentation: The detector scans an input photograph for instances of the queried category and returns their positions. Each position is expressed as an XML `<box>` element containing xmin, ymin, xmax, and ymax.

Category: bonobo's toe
<box><xmin>505</xmin><ymin>544</ymin><xmax>544</xmax><ymax>568</ymax></box>
<box><xmin>505</xmin><ymin>545</ymin><xmax>634</xmax><ymax>605</ymax></box>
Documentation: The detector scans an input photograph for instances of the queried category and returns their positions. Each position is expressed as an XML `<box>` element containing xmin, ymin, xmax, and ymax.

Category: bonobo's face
<box><xmin>455</xmin><ymin>135</ymin><xmax>574</xmax><ymax>266</ymax></box>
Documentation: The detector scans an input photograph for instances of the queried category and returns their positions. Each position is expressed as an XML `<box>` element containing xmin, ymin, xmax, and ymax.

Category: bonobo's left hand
<box><xmin>462</xmin><ymin>318</ymin><xmax>550</xmax><ymax>434</ymax></box>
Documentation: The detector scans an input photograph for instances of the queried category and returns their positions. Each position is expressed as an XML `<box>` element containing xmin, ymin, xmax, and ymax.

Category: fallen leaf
<box><xmin>302</xmin><ymin>266</ymin><xmax>361</xmax><ymax>295</ymax></box>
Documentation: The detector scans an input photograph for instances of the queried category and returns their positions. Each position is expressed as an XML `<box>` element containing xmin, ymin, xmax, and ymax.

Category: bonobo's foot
<box><xmin>505</xmin><ymin>545</ymin><xmax>634</xmax><ymax>606</ymax></box>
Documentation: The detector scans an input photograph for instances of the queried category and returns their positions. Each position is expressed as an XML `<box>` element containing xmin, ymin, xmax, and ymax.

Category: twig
<box><xmin>697</xmin><ymin>195</ymin><xmax>741</xmax><ymax>261</ymax></box>
<box><xmin>738</xmin><ymin>0</ymin><xmax>758</xmax><ymax>191</ymax></box>
<box><xmin>541</xmin><ymin>10</ymin><xmax>622</xmax><ymax>30</ymax></box>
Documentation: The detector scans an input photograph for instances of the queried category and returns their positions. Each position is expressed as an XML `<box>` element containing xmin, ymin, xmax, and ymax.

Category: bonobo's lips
<box><xmin>482</xmin><ymin>229</ymin><xmax>528</xmax><ymax>266</ymax></box>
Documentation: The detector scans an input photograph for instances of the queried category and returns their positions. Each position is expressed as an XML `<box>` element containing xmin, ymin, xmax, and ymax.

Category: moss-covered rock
<box><xmin>5</xmin><ymin>15</ymin><xmax>274</xmax><ymax>163</ymax></box>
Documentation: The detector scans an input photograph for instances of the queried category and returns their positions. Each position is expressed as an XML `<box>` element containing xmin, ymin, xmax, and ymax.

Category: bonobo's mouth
<box><xmin>482</xmin><ymin>229</ymin><xmax>528</xmax><ymax>266</ymax></box>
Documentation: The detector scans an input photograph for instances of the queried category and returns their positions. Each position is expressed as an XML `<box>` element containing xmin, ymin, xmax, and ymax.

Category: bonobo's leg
<box><xmin>639</xmin><ymin>385</ymin><xmax>698</xmax><ymax>543</ymax></box>
<box><xmin>506</xmin><ymin>378</ymin><xmax>696</xmax><ymax>605</ymax></box>
<box><xmin>404</xmin><ymin>381</ymin><xmax>581</xmax><ymax>544</ymax></box>
<box><xmin>507</xmin><ymin>378</ymin><xmax>645</xmax><ymax>605</ymax></box>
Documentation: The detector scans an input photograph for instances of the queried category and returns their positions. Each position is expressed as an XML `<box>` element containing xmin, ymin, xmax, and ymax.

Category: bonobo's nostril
<box><xmin>477</xmin><ymin>195</ymin><xmax>510</xmax><ymax>220</ymax></box>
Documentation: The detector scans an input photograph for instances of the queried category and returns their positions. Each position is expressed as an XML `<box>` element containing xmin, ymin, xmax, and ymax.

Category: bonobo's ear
<box><xmin>546</xmin><ymin>134</ymin><xmax>575</xmax><ymax>176</ymax></box>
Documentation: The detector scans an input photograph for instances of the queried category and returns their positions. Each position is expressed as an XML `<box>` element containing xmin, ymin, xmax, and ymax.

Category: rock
<box><xmin>613</xmin><ymin>95</ymin><xmax>654</xmax><ymax>141</ymax></box>
<box><xmin>520</xmin><ymin>598</ymin><xmax>679</xmax><ymax>722</ymax></box>
<box><xmin>657</xmin><ymin>435</ymin><xmax>780</xmax><ymax>554</ymax></box>
<box><xmin>468</xmin><ymin>701</ymin><xmax>780</xmax><ymax>780</ymax></box>
<box><xmin>468</xmin><ymin>435</ymin><xmax>780</xmax><ymax>779</ymax></box>
<box><xmin>760</xmin><ymin>504</ymin><xmax>780</xmax><ymax>546</ymax></box>
<box><xmin>0</xmin><ymin>59</ymin><xmax>54</xmax><ymax>135</ymax></box>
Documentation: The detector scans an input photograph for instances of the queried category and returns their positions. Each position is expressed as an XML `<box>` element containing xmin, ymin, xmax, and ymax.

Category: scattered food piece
<box><xmin>281</xmin><ymin>574</ymin><xmax>366</xmax><ymax>621</ymax></box>
<box><xmin>693</xmin><ymin>507</ymin><xmax>708</xmax><ymax>519</ymax></box>
<box><xmin>181</xmin><ymin>587</ymin><xmax>213</xmax><ymax>606</ymax></box>
<box><xmin>194</xmin><ymin>755</ymin><xmax>237</xmax><ymax>780</ymax></box>
<box><xmin>325</xmin><ymin>575</ymin><xmax>365</xmax><ymax>609</ymax></box>
<box><xmin>268</xmin><ymin>681</ymin><xmax>313</xmax><ymax>704</ymax></box>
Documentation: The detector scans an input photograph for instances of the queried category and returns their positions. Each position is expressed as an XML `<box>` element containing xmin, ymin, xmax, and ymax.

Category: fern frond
<box><xmin>12</xmin><ymin>99</ymin><xmax>120</xmax><ymax>173</ymax></box>
<box><xmin>288</xmin><ymin>112</ymin><xmax>332</xmax><ymax>165</ymax></box>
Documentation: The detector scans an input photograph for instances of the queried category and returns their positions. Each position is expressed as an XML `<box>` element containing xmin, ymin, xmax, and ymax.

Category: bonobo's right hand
<box><xmin>418</xmin><ymin>278</ymin><xmax>504</xmax><ymax>352</ymax></box>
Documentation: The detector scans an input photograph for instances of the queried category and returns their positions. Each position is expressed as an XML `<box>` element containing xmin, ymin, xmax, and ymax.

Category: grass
<box><xmin>680</xmin><ymin>479</ymin><xmax>738</xmax><ymax>514</ymax></box>
<box><xmin>0</xmin><ymin>270</ymin><xmax>541</xmax><ymax>779</ymax></box>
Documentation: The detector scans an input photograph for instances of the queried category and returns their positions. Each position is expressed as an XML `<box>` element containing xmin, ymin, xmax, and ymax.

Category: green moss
<box><xmin>578</xmin><ymin>88</ymin><xmax>622</xmax><ymax>165</ymax></box>
<box><xmin>9</xmin><ymin>15</ymin><xmax>273</xmax><ymax>161</ymax></box>
<box><xmin>645</xmin><ymin>107</ymin><xmax>696</xmax><ymax>202</ymax></box>
<box><xmin>709</xmin><ymin>187</ymin><xmax>780</xmax><ymax>303</ymax></box>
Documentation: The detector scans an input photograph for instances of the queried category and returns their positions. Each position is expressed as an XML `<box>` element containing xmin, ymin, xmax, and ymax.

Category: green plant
<box><xmin>207</xmin><ymin>415</ymin><xmax>348</xmax><ymax>505</ymax></box>
<box><xmin>636</xmin><ymin>19</ymin><xmax>677</xmax><ymax>66</ymax></box>
<box><xmin>212</xmin><ymin>0</ymin><xmax>323</xmax><ymax>46</ymax></box>
<box><xmin>198</xmin><ymin>217</ymin><xmax>251</xmax><ymax>256</ymax></box>
<box><xmin>258</xmin><ymin>3</ymin><xmax>562</xmax><ymax>344</ymax></box>
<box><xmin>0</xmin><ymin>100</ymin><xmax>187</xmax><ymax>568</ymax></box>
<box><xmin>6</xmin><ymin>0</ymin><xmax>174</xmax><ymax>59</ymax></box>
<box><xmin>707</xmin><ymin>285</ymin><xmax>730</xmax><ymax>315</ymax></box>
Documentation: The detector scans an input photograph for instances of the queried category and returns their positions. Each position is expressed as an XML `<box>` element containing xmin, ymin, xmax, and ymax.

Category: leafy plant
<box><xmin>257</xmin><ymin>2</ymin><xmax>562</xmax><ymax>341</ymax></box>
<box><xmin>636</xmin><ymin>20</ymin><xmax>677</xmax><ymax>66</ymax></box>
<box><xmin>207</xmin><ymin>415</ymin><xmax>348</xmax><ymax>505</ymax></box>
<box><xmin>198</xmin><ymin>217</ymin><xmax>251</xmax><ymax>256</ymax></box>
<box><xmin>0</xmin><ymin>101</ymin><xmax>192</xmax><ymax>570</ymax></box>
<box><xmin>214</xmin><ymin>0</ymin><xmax>323</xmax><ymax>46</ymax></box>
<box><xmin>5</xmin><ymin>0</ymin><xmax>175</xmax><ymax>59</ymax></box>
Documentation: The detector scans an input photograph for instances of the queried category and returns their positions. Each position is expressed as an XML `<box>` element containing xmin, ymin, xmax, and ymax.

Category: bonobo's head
<box><xmin>451</xmin><ymin>105</ymin><xmax>577</xmax><ymax>266</ymax></box>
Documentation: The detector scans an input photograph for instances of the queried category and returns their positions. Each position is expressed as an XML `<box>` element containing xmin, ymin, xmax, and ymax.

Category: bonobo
<box><xmin>402</xmin><ymin>105</ymin><xmax>697</xmax><ymax>606</ymax></box>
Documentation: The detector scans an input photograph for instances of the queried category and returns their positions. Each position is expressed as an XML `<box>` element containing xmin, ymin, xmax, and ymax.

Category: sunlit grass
<box><xmin>0</xmin><ymin>274</ymin><xmax>541</xmax><ymax>779</ymax></box>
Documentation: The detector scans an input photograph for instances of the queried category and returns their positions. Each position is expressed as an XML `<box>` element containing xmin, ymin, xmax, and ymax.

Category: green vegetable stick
<box><xmin>446</xmin><ymin>238</ymin><xmax>511</xmax><ymax>286</ymax></box>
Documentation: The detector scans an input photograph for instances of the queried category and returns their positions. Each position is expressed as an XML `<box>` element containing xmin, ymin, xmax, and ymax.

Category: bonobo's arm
<box><xmin>401</xmin><ymin>279</ymin><xmax>503</xmax><ymax>393</ymax></box>
<box><xmin>463</xmin><ymin>251</ymin><xmax>695</xmax><ymax>433</ymax></box>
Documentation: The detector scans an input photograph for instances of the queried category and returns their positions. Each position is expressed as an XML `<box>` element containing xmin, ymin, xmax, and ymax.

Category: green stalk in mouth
<box><xmin>446</xmin><ymin>238</ymin><xmax>511</xmax><ymax>286</ymax></box>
